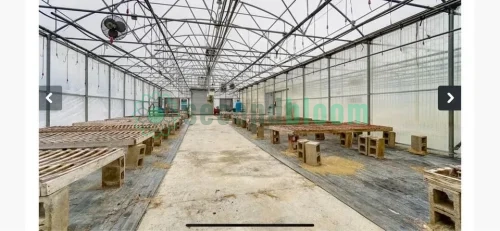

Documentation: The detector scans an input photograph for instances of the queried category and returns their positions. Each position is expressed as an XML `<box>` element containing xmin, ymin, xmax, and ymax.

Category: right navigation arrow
<box><xmin>447</xmin><ymin>92</ymin><xmax>454</xmax><ymax>103</ymax></box>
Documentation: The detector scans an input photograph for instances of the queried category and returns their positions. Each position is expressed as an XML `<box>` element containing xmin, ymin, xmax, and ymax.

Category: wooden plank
<box><xmin>40</xmin><ymin>124</ymin><xmax>165</xmax><ymax>133</ymax></box>
<box><xmin>268</xmin><ymin>123</ymin><xmax>393</xmax><ymax>135</ymax></box>
<box><xmin>39</xmin><ymin>148</ymin><xmax>125</xmax><ymax>196</ymax></box>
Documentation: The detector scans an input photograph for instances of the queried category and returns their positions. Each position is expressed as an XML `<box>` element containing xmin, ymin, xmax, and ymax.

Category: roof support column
<box><xmin>45</xmin><ymin>35</ymin><xmax>51</xmax><ymax>127</ymax></box>
<box><xmin>448</xmin><ymin>8</ymin><xmax>455</xmax><ymax>157</ymax></box>
<box><xmin>84</xmin><ymin>55</ymin><xmax>88</xmax><ymax>121</ymax></box>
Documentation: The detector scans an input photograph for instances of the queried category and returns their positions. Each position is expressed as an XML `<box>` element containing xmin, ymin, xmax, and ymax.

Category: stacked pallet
<box><xmin>38</xmin><ymin>116</ymin><xmax>184</xmax><ymax>230</ymax></box>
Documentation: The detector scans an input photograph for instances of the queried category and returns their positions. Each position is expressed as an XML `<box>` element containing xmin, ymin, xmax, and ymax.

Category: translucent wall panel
<box><xmin>241</xmin><ymin>89</ymin><xmax>246</xmax><ymax>112</ymax></box>
<box><xmin>125</xmin><ymin>74</ymin><xmax>134</xmax><ymax>100</ymax></box>
<box><xmin>110</xmin><ymin>68</ymin><xmax>124</xmax><ymax>99</ymax></box>
<box><xmin>135</xmin><ymin>100</ymin><xmax>144</xmax><ymax>116</ymax></box>
<box><xmin>265</xmin><ymin>79</ymin><xmax>274</xmax><ymax>115</ymax></box>
<box><xmin>135</xmin><ymin>80</ymin><xmax>143</xmax><ymax>100</ymax></box>
<box><xmin>330</xmin><ymin>46</ymin><xmax>367</xmax><ymax>122</ymax></box>
<box><xmin>39</xmin><ymin>111</ymin><xmax>46</xmax><ymax>128</ymax></box>
<box><xmin>257</xmin><ymin>82</ymin><xmax>265</xmax><ymax>114</ymax></box>
<box><xmin>287</xmin><ymin>69</ymin><xmax>303</xmax><ymax>117</ymax></box>
<box><xmin>275</xmin><ymin>74</ymin><xmax>287</xmax><ymax>116</ymax></box>
<box><xmin>305</xmin><ymin>59</ymin><xmax>328</xmax><ymax>120</ymax></box>
<box><xmin>50</xmin><ymin>95</ymin><xmax>85</xmax><ymax>126</ymax></box>
<box><xmin>125</xmin><ymin>100</ymin><xmax>134</xmax><ymax>116</ymax></box>
<box><xmin>110</xmin><ymin>99</ymin><xmax>123</xmax><ymax>119</ymax></box>
<box><xmin>88</xmin><ymin>97</ymin><xmax>108</xmax><ymax>121</ymax></box>
<box><xmin>370</xmin><ymin>13</ymin><xmax>449</xmax><ymax>151</ymax></box>
<box><xmin>88</xmin><ymin>59</ymin><xmax>109</xmax><ymax>97</ymax></box>
<box><xmin>50</xmin><ymin>41</ymin><xmax>85</xmax><ymax>95</ymax></box>
<box><xmin>251</xmin><ymin>86</ymin><xmax>257</xmax><ymax>113</ymax></box>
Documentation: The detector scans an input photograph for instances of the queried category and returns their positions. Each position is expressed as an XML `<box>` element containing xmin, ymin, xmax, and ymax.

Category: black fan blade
<box><xmin>103</xmin><ymin>18</ymin><xmax>117</xmax><ymax>30</ymax></box>
<box><xmin>116</xmin><ymin>21</ymin><xmax>127</xmax><ymax>33</ymax></box>
<box><xmin>108</xmin><ymin>29</ymin><xmax>119</xmax><ymax>38</ymax></box>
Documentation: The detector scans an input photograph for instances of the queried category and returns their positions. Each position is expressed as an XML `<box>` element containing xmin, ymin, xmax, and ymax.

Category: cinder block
<box><xmin>126</xmin><ymin>144</ymin><xmax>146</xmax><ymax>169</ymax></box>
<box><xmin>315</xmin><ymin>133</ymin><xmax>325</xmax><ymax>140</ymax></box>
<box><xmin>154</xmin><ymin>132</ymin><xmax>162</xmax><ymax>146</ymax></box>
<box><xmin>241</xmin><ymin>120</ymin><xmax>247</xmax><ymax>128</ymax></box>
<box><xmin>142</xmin><ymin>137</ymin><xmax>154</xmax><ymax>155</ymax></box>
<box><xmin>297</xmin><ymin>139</ymin><xmax>309</xmax><ymax>160</ymax></box>
<box><xmin>352</xmin><ymin>132</ymin><xmax>363</xmax><ymax>143</ymax></box>
<box><xmin>39</xmin><ymin>187</ymin><xmax>69</xmax><ymax>231</ymax></box>
<box><xmin>305</xmin><ymin>141</ymin><xmax>321</xmax><ymax>166</ymax></box>
<box><xmin>428</xmin><ymin>184</ymin><xmax>461</xmax><ymax>219</ymax></box>
<box><xmin>409</xmin><ymin>135</ymin><xmax>427</xmax><ymax>155</ymax></box>
<box><xmin>161</xmin><ymin>128</ymin><xmax>169</xmax><ymax>139</ymax></box>
<box><xmin>358</xmin><ymin>135</ymin><xmax>369</xmax><ymax>155</ymax></box>
<box><xmin>340</xmin><ymin>132</ymin><xmax>353</xmax><ymax>148</ymax></box>
<box><xmin>257</xmin><ymin>125</ymin><xmax>264</xmax><ymax>139</ymax></box>
<box><xmin>383</xmin><ymin>131</ymin><xmax>396</xmax><ymax>147</ymax></box>
<box><xmin>102</xmin><ymin>157</ymin><xmax>125</xmax><ymax>188</ymax></box>
<box><xmin>287</xmin><ymin>134</ymin><xmax>299</xmax><ymax>152</ymax></box>
<box><xmin>368</xmin><ymin>137</ymin><xmax>385</xmax><ymax>159</ymax></box>
<box><xmin>271</xmin><ymin>130</ymin><xmax>280</xmax><ymax>144</ymax></box>
<box><xmin>430</xmin><ymin>207</ymin><xmax>461</xmax><ymax>231</ymax></box>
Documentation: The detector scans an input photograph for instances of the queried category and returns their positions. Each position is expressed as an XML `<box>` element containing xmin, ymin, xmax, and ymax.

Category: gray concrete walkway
<box><xmin>138</xmin><ymin>116</ymin><xmax>382</xmax><ymax>231</ymax></box>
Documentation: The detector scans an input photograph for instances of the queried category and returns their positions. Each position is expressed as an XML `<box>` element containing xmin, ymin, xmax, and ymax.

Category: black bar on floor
<box><xmin>186</xmin><ymin>223</ymin><xmax>314</xmax><ymax>227</ymax></box>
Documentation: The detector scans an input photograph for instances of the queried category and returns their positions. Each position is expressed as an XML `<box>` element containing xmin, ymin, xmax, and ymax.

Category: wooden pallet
<box><xmin>39</xmin><ymin>131</ymin><xmax>154</xmax><ymax>149</ymax></box>
<box><xmin>268</xmin><ymin>123</ymin><xmax>393</xmax><ymax>135</ymax></box>
<box><xmin>39</xmin><ymin>147</ymin><xmax>125</xmax><ymax>196</ymax></box>
<box><xmin>40</xmin><ymin>124</ymin><xmax>165</xmax><ymax>133</ymax></box>
<box><xmin>39</xmin><ymin>147</ymin><xmax>125</xmax><ymax>231</ymax></box>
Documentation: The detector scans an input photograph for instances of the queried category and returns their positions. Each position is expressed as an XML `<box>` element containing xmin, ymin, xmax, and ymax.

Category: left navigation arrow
<box><xmin>46</xmin><ymin>92</ymin><xmax>53</xmax><ymax>103</ymax></box>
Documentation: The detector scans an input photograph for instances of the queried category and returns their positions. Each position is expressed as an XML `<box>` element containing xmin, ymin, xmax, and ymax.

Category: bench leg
<box><xmin>142</xmin><ymin>137</ymin><xmax>154</xmax><ymax>155</ymax></box>
<box><xmin>39</xmin><ymin>187</ymin><xmax>69</xmax><ymax>231</ymax></box>
<box><xmin>126</xmin><ymin>144</ymin><xmax>146</xmax><ymax>169</ymax></box>
<box><xmin>257</xmin><ymin>126</ymin><xmax>264</xmax><ymax>139</ymax></box>
<box><xmin>154</xmin><ymin>132</ymin><xmax>162</xmax><ymax>146</ymax></box>
<box><xmin>102</xmin><ymin>157</ymin><xmax>125</xmax><ymax>188</ymax></box>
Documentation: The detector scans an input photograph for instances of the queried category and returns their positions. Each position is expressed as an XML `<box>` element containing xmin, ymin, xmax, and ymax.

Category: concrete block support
<box><xmin>358</xmin><ymin>135</ymin><xmax>369</xmax><ymax>155</ymax></box>
<box><xmin>287</xmin><ymin>134</ymin><xmax>299</xmax><ymax>152</ymax></box>
<box><xmin>368</xmin><ymin>137</ymin><xmax>385</xmax><ymax>159</ymax></box>
<box><xmin>383</xmin><ymin>131</ymin><xmax>396</xmax><ymax>147</ymax></box>
<box><xmin>305</xmin><ymin>141</ymin><xmax>321</xmax><ymax>166</ymax></box>
<box><xmin>315</xmin><ymin>133</ymin><xmax>325</xmax><ymax>140</ymax></box>
<box><xmin>340</xmin><ymin>132</ymin><xmax>353</xmax><ymax>148</ymax></box>
<box><xmin>126</xmin><ymin>144</ymin><xmax>146</xmax><ymax>169</ymax></box>
<box><xmin>102</xmin><ymin>157</ymin><xmax>125</xmax><ymax>188</ymax></box>
<box><xmin>409</xmin><ymin>135</ymin><xmax>428</xmax><ymax>155</ymax></box>
<box><xmin>142</xmin><ymin>137</ymin><xmax>154</xmax><ymax>155</ymax></box>
<box><xmin>297</xmin><ymin>139</ymin><xmax>309</xmax><ymax>160</ymax></box>
<box><xmin>271</xmin><ymin>130</ymin><xmax>280</xmax><ymax>144</ymax></box>
<box><xmin>39</xmin><ymin>187</ymin><xmax>69</xmax><ymax>231</ymax></box>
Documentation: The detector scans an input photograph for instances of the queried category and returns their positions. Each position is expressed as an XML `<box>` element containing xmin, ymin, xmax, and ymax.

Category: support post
<box><xmin>367</xmin><ymin>40</ymin><xmax>371</xmax><ymax>125</ymax></box>
<box><xmin>448</xmin><ymin>9</ymin><xmax>455</xmax><ymax>157</ymax></box>
<box><xmin>108</xmin><ymin>65</ymin><xmax>111</xmax><ymax>119</ymax></box>
<box><xmin>45</xmin><ymin>36</ymin><xmax>51</xmax><ymax>127</ymax></box>
<box><xmin>84</xmin><ymin>55</ymin><xmax>88</xmax><ymax>121</ymax></box>
<box><xmin>133</xmin><ymin>78</ymin><xmax>136</xmax><ymax>116</ymax></box>
<box><xmin>285</xmin><ymin>72</ymin><xmax>288</xmax><ymax>117</ymax></box>
<box><xmin>302</xmin><ymin>66</ymin><xmax>306</xmax><ymax>119</ymax></box>
<box><xmin>123</xmin><ymin>73</ymin><xmax>126</xmax><ymax>117</ymax></box>
<box><xmin>273</xmin><ymin>77</ymin><xmax>276</xmax><ymax>115</ymax></box>
<box><xmin>142</xmin><ymin>81</ymin><xmax>145</xmax><ymax>116</ymax></box>
<box><xmin>327</xmin><ymin>57</ymin><xmax>331</xmax><ymax>121</ymax></box>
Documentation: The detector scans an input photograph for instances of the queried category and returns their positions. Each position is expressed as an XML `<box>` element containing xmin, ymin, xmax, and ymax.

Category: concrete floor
<box><xmin>138</xmin><ymin>116</ymin><xmax>382</xmax><ymax>231</ymax></box>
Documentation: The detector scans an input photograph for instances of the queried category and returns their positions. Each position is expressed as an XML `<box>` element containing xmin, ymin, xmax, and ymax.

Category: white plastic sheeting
<box><xmin>50</xmin><ymin>95</ymin><xmax>85</xmax><ymax>126</ymax></box>
<box><xmin>50</xmin><ymin>41</ymin><xmax>85</xmax><ymax>95</ymax></box>
<box><xmin>125</xmin><ymin>74</ymin><xmax>134</xmax><ymax>100</ymax></box>
<box><xmin>88</xmin><ymin>58</ymin><xmax>109</xmax><ymax>97</ymax></box>
<box><xmin>111</xmin><ymin>99</ymin><xmax>124</xmax><ymax>118</ymax></box>
<box><xmin>257</xmin><ymin>82</ymin><xmax>265</xmax><ymax>114</ymax></box>
<box><xmin>110</xmin><ymin>68</ymin><xmax>124</xmax><ymax>99</ymax></box>
<box><xmin>287</xmin><ymin>69</ymin><xmax>303</xmax><ymax>117</ymax></box>
<box><xmin>305</xmin><ymin>59</ymin><xmax>328</xmax><ymax>121</ymax></box>
<box><xmin>88</xmin><ymin>97</ymin><xmax>108</xmax><ymax>121</ymax></box>
<box><xmin>125</xmin><ymin>100</ymin><xmax>134</xmax><ymax>116</ymax></box>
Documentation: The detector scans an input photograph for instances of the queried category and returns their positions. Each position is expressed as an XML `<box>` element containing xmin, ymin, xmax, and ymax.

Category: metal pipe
<box><xmin>108</xmin><ymin>65</ymin><xmax>111</xmax><ymax>119</ymax></box>
<box><xmin>39</xmin><ymin>5</ymin><xmax>348</xmax><ymax>41</ymax></box>
<box><xmin>133</xmin><ymin>78</ymin><xmax>136</xmax><ymax>116</ymax></box>
<box><xmin>448</xmin><ymin>9</ymin><xmax>455</xmax><ymax>157</ymax></box>
<box><xmin>367</xmin><ymin>41</ymin><xmax>371</xmax><ymax>125</ymax></box>
<box><xmin>224</xmin><ymin>0</ymin><xmax>332</xmax><ymax>86</ymax></box>
<box><xmin>85</xmin><ymin>55</ymin><xmax>88</xmax><ymax>121</ymax></box>
<box><xmin>45</xmin><ymin>35</ymin><xmax>51</xmax><ymax>127</ymax></box>
<box><xmin>235</xmin><ymin>0</ymin><xmax>461</xmax><ymax>91</ymax></box>
<box><xmin>327</xmin><ymin>57</ymin><xmax>331</xmax><ymax>121</ymax></box>
<box><xmin>302</xmin><ymin>67</ymin><xmax>306</xmax><ymax>119</ymax></box>
<box><xmin>123</xmin><ymin>72</ymin><xmax>126</xmax><ymax>117</ymax></box>
<box><xmin>273</xmin><ymin>77</ymin><xmax>276</xmax><ymax>115</ymax></box>
<box><xmin>38</xmin><ymin>26</ymin><xmax>164</xmax><ymax>90</ymax></box>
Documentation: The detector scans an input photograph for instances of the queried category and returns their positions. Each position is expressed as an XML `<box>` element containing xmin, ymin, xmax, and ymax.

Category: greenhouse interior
<box><xmin>38</xmin><ymin>0</ymin><xmax>462</xmax><ymax>230</ymax></box>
